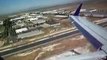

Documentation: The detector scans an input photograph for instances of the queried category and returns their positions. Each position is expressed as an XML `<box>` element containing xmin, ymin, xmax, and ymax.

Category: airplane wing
<box><xmin>68</xmin><ymin>3</ymin><xmax>107</xmax><ymax>60</ymax></box>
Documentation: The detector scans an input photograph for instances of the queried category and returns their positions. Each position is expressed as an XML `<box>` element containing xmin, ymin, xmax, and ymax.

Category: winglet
<box><xmin>74</xmin><ymin>3</ymin><xmax>83</xmax><ymax>16</ymax></box>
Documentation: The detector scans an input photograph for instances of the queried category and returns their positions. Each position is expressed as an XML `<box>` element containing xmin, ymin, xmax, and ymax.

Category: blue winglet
<box><xmin>74</xmin><ymin>3</ymin><xmax>83</xmax><ymax>16</ymax></box>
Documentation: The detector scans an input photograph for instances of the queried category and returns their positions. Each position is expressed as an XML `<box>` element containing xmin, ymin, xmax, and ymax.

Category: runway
<box><xmin>0</xmin><ymin>30</ymin><xmax>79</xmax><ymax>57</ymax></box>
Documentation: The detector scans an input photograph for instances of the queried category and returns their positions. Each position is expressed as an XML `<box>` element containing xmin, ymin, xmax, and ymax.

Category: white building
<box><xmin>55</xmin><ymin>15</ymin><xmax>68</xmax><ymax>18</ymax></box>
<box><xmin>16</xmin><ymin>28</ymin><xmax>28</xmax><ymax>33</ymax></box>
<box><xmin>42</xmin><ymin>10</ymin><xmax>58</xmax><ymax>14</ymax></box>
<box><xmin>11</xmin><ymin>16</ymin><xmax>25</xmax><ymax>21</ymax></box>
<box><xmin>28</xmin><ymin>18</ymin><xmax>38</xmax><ymax>21</ymax></box>
<box><xmin>31</xmin><ymin>19</ymin><xmax>46</xmax><ymax>24</ymax></box>
<box><xmin>0</xmin><ymin>21</ymin><xmax>3</xmax><ymax>25</ymax></box>
<box><xmin>92</xmin><ymin>14</ymin><xmax>105</xmax><ymax>17</ymax></box>
<box><xmin>15</xmin><ymin>20</ymin><xmax>26</xmax><ymax>27</ymax></box>
<box><xmin>36</xmin><ymin>15</ymin><xmax>47</xmax><ymax>19</ymax></box>
<box><xmin>17</xmin><ymin>30</ymin><xmax>44</xmax><ymax>39</ymax></box>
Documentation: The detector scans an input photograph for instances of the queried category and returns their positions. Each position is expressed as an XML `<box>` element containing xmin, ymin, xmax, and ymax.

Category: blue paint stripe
<box><xmin>73</xmin><ymin>21</ymin><xmax>103</xmax><ymax>49</ymax></box>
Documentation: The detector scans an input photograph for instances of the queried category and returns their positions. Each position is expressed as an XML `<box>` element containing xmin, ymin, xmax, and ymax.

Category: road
<box><xmin>0</xmin><ymin>30</ymin><xmax>79</xmax><ymax>57</ymax></box>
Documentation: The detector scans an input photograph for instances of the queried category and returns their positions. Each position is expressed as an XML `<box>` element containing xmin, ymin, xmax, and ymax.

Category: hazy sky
<box><xmin>0</xmin><ymin>0</ymin><xmax>86</xmax><ymax>15</ymax></box>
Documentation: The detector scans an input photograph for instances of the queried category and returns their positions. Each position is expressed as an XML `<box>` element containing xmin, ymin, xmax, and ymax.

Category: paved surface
<box><xmin>0</xmin><ymin>30</ymin><xmax>79</xmax><ymax>57</ymax></box>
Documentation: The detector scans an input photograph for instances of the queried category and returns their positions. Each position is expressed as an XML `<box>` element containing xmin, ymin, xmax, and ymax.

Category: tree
<box><xmin>46</xmin><ymin>14</ymin><xmax>54</xmax><ymax>22</ymax></box>
<box><xmin>2</xmin><ymin>18</ymin><xmax>17</xmax><ymax>44</ymax></box>
<box><xmin>2</xmin><ymin>18</ymin><xmax>11</xmax><ymax>37</ymax></box>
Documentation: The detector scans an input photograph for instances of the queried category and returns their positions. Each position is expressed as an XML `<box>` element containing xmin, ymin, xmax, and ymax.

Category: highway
<box><xmin>0</xmin><ymin>30</ymin><xmax>79</xmax><ymax>57</ymax></box>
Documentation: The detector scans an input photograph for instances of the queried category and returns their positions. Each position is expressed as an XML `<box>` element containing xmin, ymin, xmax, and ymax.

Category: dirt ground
<box><xmin>5</xmin><ymin>34</ymin><xmax>95</xmax><ymax>60</ymax></box>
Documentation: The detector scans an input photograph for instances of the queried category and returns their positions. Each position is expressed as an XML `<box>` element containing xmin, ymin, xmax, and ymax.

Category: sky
<box><xmin>0</xmin><ymin>0</ymin><xmax>86</xmax><ymax>15</ymax></box>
